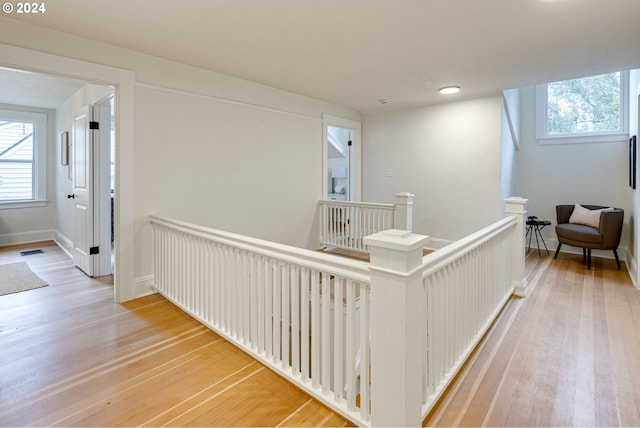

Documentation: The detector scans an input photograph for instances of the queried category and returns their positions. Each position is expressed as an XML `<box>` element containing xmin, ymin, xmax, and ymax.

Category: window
<box><xmin>0</xmin><ymin>109</ymin><xmax>47</xmax><ymax>208</ymax></box>
<box><xmin>536</xmin><ymin>71</ymin><xmax>629</xmax><ymax>144</ymax></box>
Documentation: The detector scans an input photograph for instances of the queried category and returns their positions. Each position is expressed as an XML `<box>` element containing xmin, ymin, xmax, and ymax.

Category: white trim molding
<box><xmin>135</xmin><ymin>274</ymin><xmax>156</xmax><ymax>299</ymax></box>
<box><xmin>54</xmin><ymin>231</ymin><xmax>74</xmax><ymax>258</ymax></box>
<box><xmin>0</xmin><ymin>229</ymin><xmax>55</xmax><ymax>247</ymax></box>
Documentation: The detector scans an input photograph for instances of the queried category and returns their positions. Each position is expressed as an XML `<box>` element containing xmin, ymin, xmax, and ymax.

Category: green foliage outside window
<box><xmin>547</xmin><ymin>72</ymin><xmax>621</xmax><ymax>135</ymax></box>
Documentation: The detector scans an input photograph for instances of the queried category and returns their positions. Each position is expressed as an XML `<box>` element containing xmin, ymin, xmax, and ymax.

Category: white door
<box><xmin>71</xmin><ymin>105</ymin><xmax>95</xmax><ymax>276</ymax></box>
<box><xmin>94</xmin><ymin>95</ymin><xmax>114</xmax><ymax>277</ymax></box>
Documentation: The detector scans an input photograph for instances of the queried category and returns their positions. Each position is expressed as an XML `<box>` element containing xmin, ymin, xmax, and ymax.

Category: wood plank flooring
<box><xmin>4</xmin><ymin>241</ymin><xmax>640</xmax><ymax>427</ymax></box>
<box><xmin>424</xmin><ymin>249</ymin><xmax>640</xmax><ymax>427</ymax></box>
<box><xmin>0</xmin><ymin>241</ymin><xmax>351</xmax><ymax>427</ymax></box>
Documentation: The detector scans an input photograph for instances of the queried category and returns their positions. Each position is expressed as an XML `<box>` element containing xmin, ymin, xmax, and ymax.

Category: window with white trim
<box><xmin>0</xmin><ymin>109</ymin><xmax>47</xmax><ymax>208</ymax></box>
<box><xmin>536</xmin><ymin>71</ymin><xmax>629</xmax><ymax>144</ymax></box>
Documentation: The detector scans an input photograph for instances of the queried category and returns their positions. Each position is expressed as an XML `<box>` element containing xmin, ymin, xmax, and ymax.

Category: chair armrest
<box><xmin>599</xmin><ymin>209</ymin><xmax>624</xmax><ymax>249</ymax></box>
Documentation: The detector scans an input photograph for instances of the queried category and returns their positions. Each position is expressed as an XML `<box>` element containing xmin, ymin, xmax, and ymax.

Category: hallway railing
<box><xmin>149</xmin><ymin>197</ymin><xmax>528</xmax><ymax>427</ymax></box>
<box><xmin>150</xmin><ymin>215</ymin><xmax>372</xmax><ymax>426</ymax></box>
<box><xmin>318</xmin><ymin>192</ymin><xmax>413</xmax><ymax>253</ymax></box>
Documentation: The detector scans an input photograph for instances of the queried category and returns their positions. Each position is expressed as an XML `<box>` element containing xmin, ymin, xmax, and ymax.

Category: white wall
<box><xmin>362</xmin><ymin>96</ymin><xmax>504</xmax><ymax>246</ymax></box>
<box><xmin>0</xmin><ymin>103</ymin><xmax>56</xmax><ymax>245</ymax></box>
<box><xmin>0</xmin><ymin>17</ymin><xmax>361</xmax><ymax>298</ymax></box>
<box><xmin>55</xmin><ymin>83</ymin><xmax>114</xmax><ymax>252</ymax></box>
<box><xmin>514</xmin><ymin>85</ymin><xmax>632</xmax><ymax>258</ymax></box>
<box><xmin>629</xmin><ymin>70</ymin><xmax>640</xmax><ymax>284</ymax></box>
<box><xmin>133</xmin><ymin>85</ymin><xmax>327</xmax><ymax>274</ymax></box>
<box><xmin>501</xmin><ymin>89</ymin><xmax>520</xmax><ymax>204</ymax></box>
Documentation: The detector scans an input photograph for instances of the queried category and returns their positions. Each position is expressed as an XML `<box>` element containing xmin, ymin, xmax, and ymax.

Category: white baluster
<box><xmin>281</xmin><ymin>263</ymin><xmax>290</xmax><ymax>369</ymax></box>
<box><xmin>301</xmin><ymin>267</ymin><xmax>310</xmax><ymax>381</ymax></box>
<box><xmin>310</xmin><ymin>270</ymin><xmax>320</xmax><ymax>387</ymax></box>
<box><xmin>257</xmin><ymin>256</ymin><xmax>265</xmax><ymax>354</ymax></box>
<box><xmin>333</xmin><ymin>277</ymin><xmax>344</xmax><ymax>400</ymax></box>
<box><xmin>265</xmin><ymin>260</ymin><xmax>273</xmax><ymax>359</ymax></box>
<box><xmin>345</xmin><ymin>281</ymin><xmax>356</xmax><ymax>411</ymax></box>
<box><xmin>291</xmin><ymin>265</ymin><xmax>300</xmax><ymax>374</ymax></box>
<box><xmin>321</xmin><ymin>271</ymin><xmax>331</xmax><ymax>393</ymax></box>
<box><xmin>359</xmin><ymin>282</ymin><xmax>370</xmax><ymax>421</ymax></box>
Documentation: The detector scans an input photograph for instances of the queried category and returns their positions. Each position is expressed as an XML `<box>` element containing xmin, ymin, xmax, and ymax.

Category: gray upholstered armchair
<box><xmin>554</xmin><ymin>204</ymin><xmax>624</xmax><ymax>269</ymax></box>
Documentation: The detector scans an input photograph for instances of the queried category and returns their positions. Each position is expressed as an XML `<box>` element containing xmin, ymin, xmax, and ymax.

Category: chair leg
<box><xmin>613</xmin><ymin>249</ymin><xmax>621</xmax><ymax>269</ymax></box>
<box><xmin>587</xmin><ymin>248</ymin><xmax>592</xmax><ymax>269</ymax></box>
<box><xmin>582</xmin><ymin>248</ymin><xmax>586</xmax><ymax>261</ymax></box>
<box><xmin>554</xmin><ymin>243</ymin><xmax>562</xmax><ymax>259</ymax></box>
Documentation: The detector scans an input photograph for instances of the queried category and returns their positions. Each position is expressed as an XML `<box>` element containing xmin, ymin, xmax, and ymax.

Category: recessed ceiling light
<box><xmin>378</xmin><ymin>99</ymin><xmax>388</xmax><ymax>104</ymax></box>
<box><xmin>439</xmin><ymin>86</ymin><xmax>460</xmax><ymax>95</ymax></box>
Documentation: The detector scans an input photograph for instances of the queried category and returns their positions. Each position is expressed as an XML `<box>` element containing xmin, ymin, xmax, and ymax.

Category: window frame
<box><xmin>0</xmin><ymin>109</ymin><xmax>47</xmax><ymax>209</ymax></box>
<box><xmin>535</xmin><ymin>71</ymin><xmax>630</xmax><ymax>145</ymax></box>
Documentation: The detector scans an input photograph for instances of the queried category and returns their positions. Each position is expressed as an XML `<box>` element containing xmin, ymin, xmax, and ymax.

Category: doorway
<box><xmin>327</xmin><ymin>125</ymin><xmax>351</xmax><ymax>201</ymax></box>
<box><xmin>0</xmin><ymin>66</ymin><xmax>116</xmax><ymax>283</ymax></box>
<box><xmin>0</xmin><ymin>43</ymin><xmax>135</xmax><ymax>302</ymax></box>
<box><xmin>322</xmin><ymin>114</ymin><xmax>361</xmax><ymax>202</ymax></box>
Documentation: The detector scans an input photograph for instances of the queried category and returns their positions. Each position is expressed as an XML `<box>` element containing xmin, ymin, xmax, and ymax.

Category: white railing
<box><xmin>319</xmin><ymin>192</ymin><xmax>413</xmax><ymax>253</ymax></box>
<box><xmin>149</xmin><ymin>215</ymin><xmax>373</xmax><ymax>426</ymax></box>
<box><xmin>319</xmin><ymin>200</ymin><xmax>393</xmax><ymax>252</ymax></box>
<box><xmin>364</xmin><ymin>197</ymin><xmax>528</xmax><ymax>426</ymax></box>
<box><xmin>149</xmin><ymin>197</ymin><xmax>528</xmax><ymax>427</ymax></box>
<box><xmin>420</xmin><ymin>216</ymin><xmax>516</xmax><ymax>416</ymax></box>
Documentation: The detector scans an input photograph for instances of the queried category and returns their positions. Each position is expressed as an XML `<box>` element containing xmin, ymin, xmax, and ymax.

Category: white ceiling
<box><xmin>0</xmin><ymin>67</ymin><xmax>86</xmax><ymax>109</ymax></box>
<box><xmin>4</xmin><ymin>0</ymin><xmax>640</xmax><ymax>113</ymax></box>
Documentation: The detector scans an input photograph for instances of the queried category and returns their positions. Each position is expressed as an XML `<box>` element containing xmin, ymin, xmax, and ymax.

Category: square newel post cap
<box><xmin>364</xmin><ymin>229</ymin><xmax>428</xmax><ymax>252</ymax></box>
<box><xmin>504</xmin><ymin>197</ymin><xmax>528</xmax><ymax>214</ymax></box>
<box><xmin>395</xmin><ymin>192</ymin><xmax>415</xmax><ymax>200</ymax></box>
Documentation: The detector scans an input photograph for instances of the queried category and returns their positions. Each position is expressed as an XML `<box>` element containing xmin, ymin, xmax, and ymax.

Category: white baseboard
<box><xmin>0</xmin><ymin>229</ymin><xmax>56</xmax><ymax>247</ymax></box>
<box><xmin>54</xmin><ymin>231</ymin><xmax>74</xmax><ymax>258</ymax></box>
<box><xmin>134</xmin><ymin>274</ymin><xmax>156</xmax><ymax>299</ymax></box>
<box><xmin>625</xmin><ymin>257</ymin><xmax>640</xmax><ymax>288</ymax></box>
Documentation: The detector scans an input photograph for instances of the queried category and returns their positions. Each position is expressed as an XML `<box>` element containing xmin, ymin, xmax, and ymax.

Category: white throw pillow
<box><xmin>569</xmin><ymin>204</ymin><xmax>610</xmax><ymax>228</ymax></box>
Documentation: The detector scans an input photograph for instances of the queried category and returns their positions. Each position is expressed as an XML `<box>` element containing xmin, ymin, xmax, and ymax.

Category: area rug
<box><xmin>0</xmin><ymin>261</ymin><xmax>48</xmax><ymax>296</ymax></box>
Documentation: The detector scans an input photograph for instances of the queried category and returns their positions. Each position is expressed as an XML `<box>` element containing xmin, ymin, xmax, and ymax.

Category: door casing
<box><xmin>322</xmin><ymin>114</ymin><xmax>362</xmax><ymax>202</ymax></box>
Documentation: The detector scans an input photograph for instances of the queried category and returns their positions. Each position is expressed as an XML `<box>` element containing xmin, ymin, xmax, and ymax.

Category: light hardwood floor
<box><xmin>3</xmin><ymin>241</ymin><xmax>640</xmax><ymax>427</ymax></box>
<box><xmin>424</xmin><ymin>249</ymin><xmax>640</xmax><ymax>427</ymax></box>
<box><xmin>0</xmin><ymin>241</ymin><xmax>351</xmax><ymax>427</ymax></box>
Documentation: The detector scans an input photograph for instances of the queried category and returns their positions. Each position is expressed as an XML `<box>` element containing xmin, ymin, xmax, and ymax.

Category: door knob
<box><xmin>67</xmin><ymin>194</ymin><xmax>75</xmax><ymax>199</ymax></box>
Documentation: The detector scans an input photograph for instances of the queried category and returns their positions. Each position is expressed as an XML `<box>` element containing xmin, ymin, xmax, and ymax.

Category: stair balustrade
<box><xmin>149</xmin><ymin>197</ymin><xmax>528</xmax><ymax>427</ymax></box>
<box><xmin>318</xmin><ymin>192</ymin><xmax>413</xmax><ymax>253</ymax></box>
<box><xmin>150</xmin><ymin>215</ymin><xmax>372</xmax><ymax>425</ymax></box>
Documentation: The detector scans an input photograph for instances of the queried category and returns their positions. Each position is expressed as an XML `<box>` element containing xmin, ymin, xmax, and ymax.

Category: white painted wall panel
<box><xmin>362</xmin><ymin>97</ymin><xmax>504</xmax><ymax>243</ymax></box>
<box><xmin>134</xmin><ymin>85</ymin><xmax>323</xmax><ymax>257</ymax></box>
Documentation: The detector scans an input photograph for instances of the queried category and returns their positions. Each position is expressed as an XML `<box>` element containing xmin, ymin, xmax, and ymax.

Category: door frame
<box><xmin>0</xmin><ymin>43</ymin><xmax>136</xmax><ymax>302</ymax></box>
<box><xmin>322</xmin><ymin>114</ymin><xmax>362</xmax><ymax>202</ymax></box>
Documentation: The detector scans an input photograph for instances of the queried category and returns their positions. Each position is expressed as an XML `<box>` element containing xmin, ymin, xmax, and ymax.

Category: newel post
<box><xmin>393</xmin><ymin>192</ymin><xmax>414</xmax><ymax>231</ymax></box>
<box><xmin>363</xmin><ymin>229</ymin><xmax>429</xmax><ymax>427</ymax></box>
<box><xmin>504</xmin><ymin>197</ymin><xmax>529</xmax><ymax>297</ymax></box>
